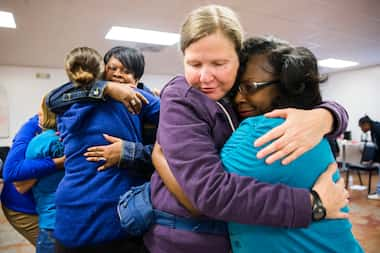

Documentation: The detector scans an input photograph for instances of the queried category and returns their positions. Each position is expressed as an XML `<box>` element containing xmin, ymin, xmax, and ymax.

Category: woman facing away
<box><xmin>53</xmin><ymin>47</ymin><xmax>159</xmax><ymax>252</ymax></box>
<box><xmin>221</xmin><ymin>36</ymin><xmax>363</xmax><ymax>253</ymax></box>
<box><xmin>143</xmin><ymin>5</ymin><xmax>349</xmax><ymax>253</ymax></box>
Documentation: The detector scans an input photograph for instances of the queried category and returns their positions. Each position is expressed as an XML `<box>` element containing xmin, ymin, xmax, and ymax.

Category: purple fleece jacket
<box><xmin>144</xmin><ymin>76</ymin><xmax>348</xmax><ymax>253</ymax></box>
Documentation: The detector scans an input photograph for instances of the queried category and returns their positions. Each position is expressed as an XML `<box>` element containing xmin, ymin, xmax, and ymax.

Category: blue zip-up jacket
<box><xmin>1</xmin><ymin>115</ymin><xmax>57</xmax><ymax>214</ymax></box>
<box><xmin>54</xmin><ymin>89</ymin><xmax>159</xmax><ymax>247</ymax></box>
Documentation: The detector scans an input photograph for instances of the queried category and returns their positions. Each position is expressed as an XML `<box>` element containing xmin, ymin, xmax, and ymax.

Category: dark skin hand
<box><xmin>104</xmin><ymin>82</ymin><xmax>149</xmax><ymax>114</ymax></box>
<box><xmin>84</xmin><ymin>134</ymin><xmax>122</xmax><ymax>171</ymax></box>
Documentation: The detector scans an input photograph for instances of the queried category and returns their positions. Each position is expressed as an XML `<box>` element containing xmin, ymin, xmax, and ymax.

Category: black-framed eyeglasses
<box><xmin>238</xmin><ymin>80</ymin><xmax>279</xmax><ymax>95</ymax></box>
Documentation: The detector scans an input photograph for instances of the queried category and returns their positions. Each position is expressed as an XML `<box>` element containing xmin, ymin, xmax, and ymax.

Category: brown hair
<box><xmin>40</xmin><ymin>95</ymin><xmax>57</xmax><ymax>130</ymax></box>
<box><xmin>65</xmin><ymin>47</ymin><xmax>104</xmax><ymax>87</ymax></box>
<box><xmin>180</xmin><ymin>5</ymin><xmax>244</xmax><ymax>54</ymax></box>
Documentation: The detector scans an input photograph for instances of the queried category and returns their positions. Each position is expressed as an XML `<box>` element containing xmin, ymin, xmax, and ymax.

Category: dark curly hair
<box><xmin>233</xmin><ymin>36</ymin><xmax>322</xmax><ymax>110</ymax></box>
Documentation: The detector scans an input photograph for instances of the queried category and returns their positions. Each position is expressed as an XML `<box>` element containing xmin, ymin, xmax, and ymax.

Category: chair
<box><xmin>345</xmin><ymin>143</ymin><xmax>379</xmax><ymax>194</ymax></box>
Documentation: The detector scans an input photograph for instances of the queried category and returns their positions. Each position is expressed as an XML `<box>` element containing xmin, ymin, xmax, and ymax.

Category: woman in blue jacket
<box><xmin>54</xmin><ymin>47</ymin><xmax>159</xmax><ymax>252</ymax></box>
<box><xmin>221</xmin><ymin>37</ymin><xmax>363</xmax><ymax>253</ymax></box>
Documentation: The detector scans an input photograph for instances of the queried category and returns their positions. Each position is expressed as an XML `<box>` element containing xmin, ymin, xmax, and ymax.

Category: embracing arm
<box><xmin>157</xmin><ymin>86</ymin><xmax>313</xmax><ymax>228</ymax></box>
<box><xmin>47</xmin><ymin>81</ymin><xmax>148</xmax><ymax>114</ymax></box>
<box><xmin>84</xmin><ymin>89</ymin><xmax>159</xmax><ymax>174</ymax></box>
<box><xmin>119</xmin><ymin>89</ymin><xmax>159</xmax><ymax>175</ymax></box>
<box><xmin>318</xmin><ymin>100</ymin><xmax>349</xmax><ymax>138</ymax></box>
<box><xmin>153</xmin><ymin>143</ymin><xmax>201</xmax><ymax>216</ymax></box>
<box><xmin>254</xmin><ymin>101</ymin><xmax>348</xmax><ymax>165</ymax></box>
<box><xmin>119</xmin><ymin>141</ymin><xmax>154</xmax><ymax>177</ymax></box>
<box><xmin>3</xmin><ymin>116</ymin><xmax>58</xmax><ymax>182</ymax></box>
<box><xmin>46</xmin><ymin>81</ymin><xmax>107</xmax><ymax>114</ymax></box>
<box><xmin>13</xmin><ymin>179</ymin><xmax>37</xmax><ymax>194</ymax></box>
<box><xmin>84</xmin><ymin>134</ymin><xmax>154</xmax><ymax>177</ymax></box>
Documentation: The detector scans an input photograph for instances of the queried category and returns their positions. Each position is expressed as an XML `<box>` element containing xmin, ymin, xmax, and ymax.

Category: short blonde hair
<box><xmin>41</xmin><ymin>95</ymin><xmax>57</xmax><ymax>130</ymax></box>
<box><xmin>65</xmin><ymin>47</ymin><xmax>104</xmax><ymax>87</ymax></box>
<box><xmin>180</xmin><ymin>5</ymin><xmax>244</xmax><ymax>54</ymax></box>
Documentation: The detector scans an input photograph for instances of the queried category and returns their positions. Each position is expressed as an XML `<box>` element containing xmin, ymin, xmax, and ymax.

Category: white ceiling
<box><xmin>1</xmin><ymin>0</ymin><xmax>379</xmax><ymax>75</ymax></box>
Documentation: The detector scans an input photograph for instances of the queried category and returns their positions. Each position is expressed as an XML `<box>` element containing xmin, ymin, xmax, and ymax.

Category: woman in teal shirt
<box><xmin>221</xmin><ymin>37</ymin><xmax>363</xmax><ymax>253</ymax></box>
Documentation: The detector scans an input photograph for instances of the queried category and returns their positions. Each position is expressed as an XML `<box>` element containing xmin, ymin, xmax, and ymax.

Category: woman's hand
<box><xmin>312</xmin><ymin>163</ymin><xmax>349</xmax><ymax>219</ymax></box>
<box><xmin>254</xmin><ymin>108</ymin><xmax>333</xmax><ymax>165</ymax></box>
<box><xmin>53</xmin><ymin>156</ymin><xmax>65</xmax><ymax>169</ymax></box>
<box><xmin>13</xmin><ymin>179</ymin><xmax>37</xmax><ymax>194</ymax></box>
<box><xmin>105</xmin><ymin>81</ymin><xmax>148</xmax><ymax>114</ymax></box>
<box><xmin>84</xmin><ymin>134</ymin><xmax>123</xmax><ymax>171</ymax></box>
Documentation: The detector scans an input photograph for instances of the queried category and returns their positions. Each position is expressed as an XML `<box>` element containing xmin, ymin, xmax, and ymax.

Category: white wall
<box><xmin>2</xmin><ymin>64</ymin><xmax>377</xmax><ymax>145</ymax></box>
<box><xmin>321</xmin><ymin>65</ymin><xmax>380</xmax><ymax>141</ymax></box>
<box><xmin>0</xmin><ymin>65</ymin><xmax>172</xmax><ymax>146</ymax></box>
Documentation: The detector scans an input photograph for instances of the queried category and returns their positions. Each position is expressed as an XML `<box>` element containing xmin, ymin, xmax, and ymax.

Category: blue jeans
<box><xmin>36</xmin><ymin>228</ymin><xmax>55</xmax><ymax>253</ymax></box>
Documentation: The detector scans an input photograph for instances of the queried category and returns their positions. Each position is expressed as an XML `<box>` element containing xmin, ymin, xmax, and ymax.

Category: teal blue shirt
<box><xmin>221</xmin><ymin>116</ymin><xmax>363</xmax><ymax>253</ymax></box>
<box><xmin>26</xmin><ymin>129</ymin><xmax>64</xmax><ymax>229</ymax></box>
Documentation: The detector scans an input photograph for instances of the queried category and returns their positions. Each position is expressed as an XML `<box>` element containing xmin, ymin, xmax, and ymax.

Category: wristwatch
<box><xmin>310</xmin><ymin>190</ymin><xmax>326</xmax><ymax>221</ymax></box>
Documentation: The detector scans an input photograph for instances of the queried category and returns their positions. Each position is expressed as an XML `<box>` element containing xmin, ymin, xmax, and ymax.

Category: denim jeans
<box><xmin>36</xmin><ymin>228</ymin><xmax>55</xmax><ymax>253</ymax></box>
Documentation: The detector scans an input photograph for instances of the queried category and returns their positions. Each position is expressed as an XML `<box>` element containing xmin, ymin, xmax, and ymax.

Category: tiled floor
<box><xmin>346</xmin><ymin>171</ymin><xmax>380</xmax><ymax>253</ymax></box>
<box><xmin>0</xmin><ymin>173</ymin><xmax>379</xmax><ymax>253</ymax></box>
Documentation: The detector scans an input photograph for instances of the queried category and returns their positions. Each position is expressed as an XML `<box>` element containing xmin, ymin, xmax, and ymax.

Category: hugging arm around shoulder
<box><xmin>119</xmin><ymin>142</ymin><xmax>154</xmax><ymax>179</ymax></box>
<box><xmin>3</xmin><ymin>116</ymin><xmax>56</xmax><ymax>182</ymax></box>
<box><xmin>46</xmin><ymin>81</ymin><xmax>107</xmax><ymax>114</ymax></box>
<box><xmin>156</xmin><ymin>81</ymin><xmax>312</xmax><ymax>228</ymax></box>
<box><xmin>119</xmin><ymin>89</ymin><xmax>160</xmax><ymax>175</ymax></box>
<box><xmin>318</xmin><ymin>101</ymin><xmax>348</xmax><ymax>138</ymax></box>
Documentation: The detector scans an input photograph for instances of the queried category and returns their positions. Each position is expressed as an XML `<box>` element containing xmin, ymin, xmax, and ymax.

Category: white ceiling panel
<box><xmin>0</xmin><ymin>0</ymin><xmax>379</xmax><ymax>75</ymax></box>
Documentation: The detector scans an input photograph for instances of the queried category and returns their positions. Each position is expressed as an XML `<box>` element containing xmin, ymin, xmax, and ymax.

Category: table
<box><xmin>336</xmin><ymin>140</ymin><xmax>362</xmax><ymax>170</ymax></box>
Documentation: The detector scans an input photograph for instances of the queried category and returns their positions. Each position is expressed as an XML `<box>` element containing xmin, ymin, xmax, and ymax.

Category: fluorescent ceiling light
<box><xmin>318</xmin><ymin>58</ymin><xmax>358</xmax><ymax>69</ymax></box>
<box><xmin>105</xmin><ymin>26</ymin><xmax>180</xmax><ymax>46</ymax></box>
<box><xmin>0</xmin><ymin>11</ymin><xmax>16</xmax><ymax>28</ymax></box>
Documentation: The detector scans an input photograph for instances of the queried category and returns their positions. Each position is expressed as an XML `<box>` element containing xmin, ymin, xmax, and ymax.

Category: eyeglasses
<box><xmin>106</xmin><ymin>64</ymin><xmax>131</xmax><ymax>75</ymax></box>
<box><xmin>238</xmin><ymin>80</ymin><xmax>279</xmax><ymax>95</ymax></box>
